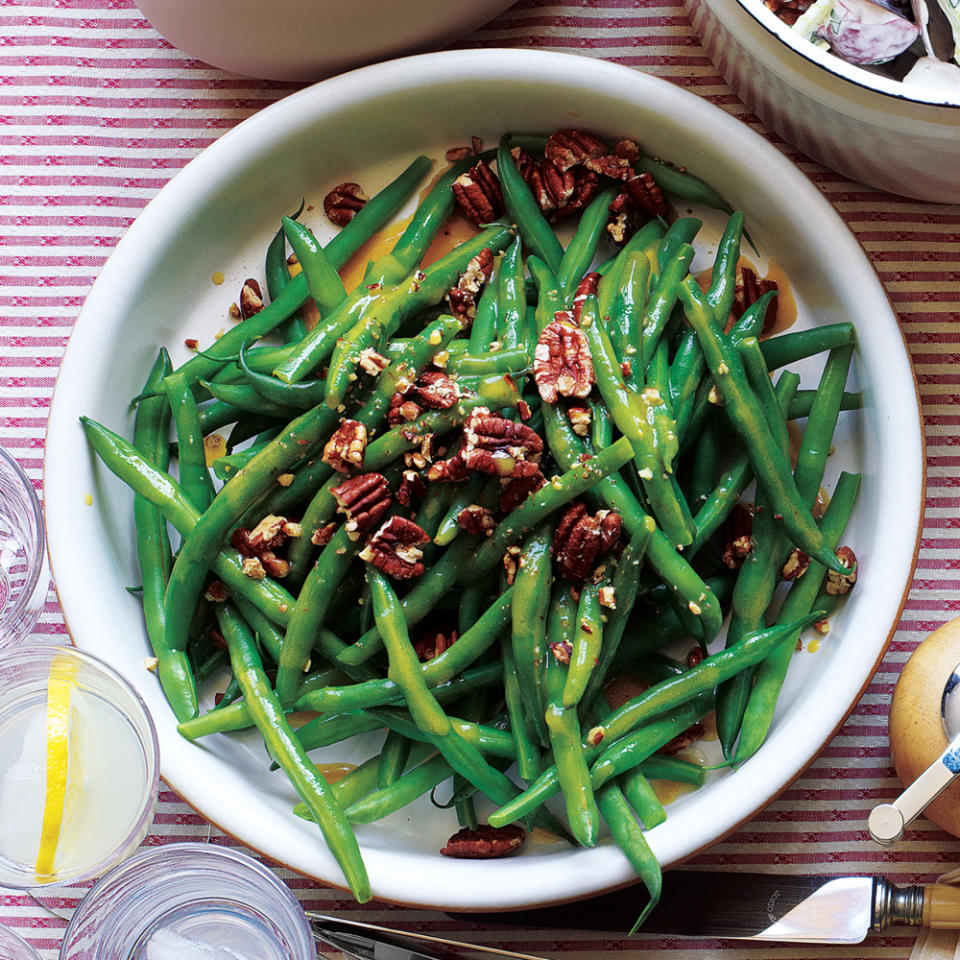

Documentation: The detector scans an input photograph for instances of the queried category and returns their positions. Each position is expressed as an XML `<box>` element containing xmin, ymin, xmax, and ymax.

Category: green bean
<box><xmin>282</xmin><ymin>217</ymin><xmax>347</xmax><ymax>314</ymax></box>
<box><xmin>458</xmin><ymin>570</ymin><xmax>498</xmax><ymax>636</ymax></box>
<box><xmin>497</xmin><ymin>236</ymin><xmax>526</xmax><ymax>350</ymax></box>
<box><xmin>706</xmin><ymin>212</ymin><xmax>744</xmax><ymax>324</ymax></box>
<box><xmin>369</xmin><ymin>567</ymin><xmax>519</xmax><ymax>806</ymax></box>
<box><xmin>562</xmin><ymin>582</ymin><xmax>603</xmax><ymax>710</ymax></box>
<box><xmin>596</xmin><ymin>220</ymin><xmax>663</xmax><ymax>321</ymax></box>
<box><xmin>468</xmin><ymin>256</ymin><xmax>500</xmax><ymax>354</ymax></box>
<box><xmin>678</xmin><ymin>277</ymin><xmax>849</xmax><ymax>576</ymax></box>
<box><xmin>557</xmin><ymin>185</ymin><xmax>618</xmax><ymax>304</ymax></box>
<box><xmin>581</xmin><ymin>522</ymin><xmax>654</xmax><ymax>712</ymax></box>
<box><xmin>596</xmin><ymin>783</ymin><xmax>662</xmax><ymax>933</ymax></box>
<box><xmin>378</xmin><ymin>729</ymin><xmax>412</xmax><ymax>789</ymax></box>
<box><xmin>789</xmin><ymin>390</ymin><xmax>861</xmax><ymax>419</ymax></box>
<box><xmin>735</xmin><ymin>471</ymin><xmax>861</xmax><ymax>763</ymax></box>
<box><xmin>636</xmin><ymin>155</ymin><xmax>735</xmax><ymax>217</ymax></box>
<box><xmin>500</xmin><ymin>635</ymin><xmax>541</xmax><ymax>782</ymax></box>
<box><xmin>656</xmin><ymin>217</ymin><xmax>702</xmax><ymax>274</ymax></box>
<box><xmin>346</xmin><ymin>752</ymin><xmax>451</xmax><ymax>824</ymax></box>
<box><xmin>639</xmin><ymin>243</ymin><xmax>696</xmax><ymax>369</ymax></box>
<box><xmin>606</xmin><ymin>251</ymin><xmax>651</xmax><ymax>370</ymax></box>
<box><xmin>758</xmin><ymin>322</ymin><xmax>856</xmax><ymax>369</ymax></box>
<box><xmin>620</xmin><ymin>771</ymin><xmax>666</xmax><ymax>829</ymax></box>
<box><xmin>545</xmin><ymin>585</ymin><xmax>599</xmax><ymax>847</ymax></box>
<box><xmin>366</xmin><ymin>705</ymin><xmax>517</xmax><ymax>761</ymax></box>
<box><xmin>133</xmin><ymin>351</ymin><xmax>198</xmax><ymax>721</ymax></box>
<box><xmin>638</xmin><ymin>755</ymin><xmax>706</xmax><ymax>786</ymax></box>
<box><xmin>511</xmin><ymin>523</ymin><xmax>553</xmax><ymax>747</ymax></box>
<box><xmin>265</xmin><ymin>207</ymin><xmax>307</xmax><ymax>345</ymax></box>
<box><xmin>448</xmin><ymin>347</ymin><xmax>529</xmax><ymax>377</ymax></box>
<box><xmin>214</xmin><ymin>602</ymin><xmax>370</xmax><ymax>902</ymax></box>
<box><xmin>434</xmin><ymin>473</ymin><xmax>484</xmax><ymax>547</ymax></box>
<box><xmin>200</xmin><ymin>378</ymin><xmax>303</xmax><ymax>420</ymax></box>
<box><xmin>497</xmin><ymin>134</ymin><xmax>564</xmax><ymax>274</ymax></box>
<box><xmin>165</xmin><ymin>371</ymin><xmax>215</xmax><ymax>512</ymax></box>
<box><xmin>237</xmin><ymin>341</ymin><xmax>327</xmax><ymax>409</ymax></box>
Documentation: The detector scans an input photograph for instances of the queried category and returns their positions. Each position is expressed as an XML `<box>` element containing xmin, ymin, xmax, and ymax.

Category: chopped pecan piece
<box><xmin>359</xmin><ymin>515</ymin><xmax>430</xmax><ymax>579</ymax></box>
<box><xmin>413</xmin><ymin>627</ymin><xmax>459</xmax><ymax>662</ymax></box>
<box><xmin>247</xmin><ymin>513</ymin><xmax>291</xmax><ymax>551</ymax></box>
<box><xmin>239</xmin><ymin>278</ymin><xmax>264</xmax><ymax>320</ymax></box>
<box><xmin>440</xmin><ymin>824</ymin><xmax>526</xmax><ymax>859</ymax></box>
<box><xmin>452</xmin><ymin>159</ymin><xmax>504</xmax><ymax>227</ymax></box>
<box><xmin>550</xmin><ymin>640</ymin><xmax>572</xmax><ymax>664</ymax></box>
<box><xmin>209</xmin><ymin>627</ymin><xmax>227</xmax><ymax>651</ymax></box>
<box><xmin>425</xmin><ymin>454</ymin><xmax>472</xmax><ymax>483</ymax></box>
<box><xmin>553</xmin><ymin>502</ymin><xmax>622</xmax><ymax>581</ymax></box>
<box><xmin>322</xmin><ymin>419</ymin><xmax>367</xmax><ymax>474</ymax></box>
<box><xmin>331</xmin><ymin>472</ymin><xmax>391</xmax><ymax>541</ymax></box>
<box><xmin>584</xmin><ymin>153</ymin><xmax>632</xmax><ymax>180</ymax></box>
<box><xmin>311</xmin><ymin>522</ymin><xmax>336</xmax><ymax>547</ymax></box>
<box><xmin>397</xmin><ymin>470</ymin><xmax>427</xmax><ymax>507</ymax></box>
<box><xmin>686</xmin><ymin>646</ymin><xmax>705</xmax><ymax>668</ymax></box>
<box><xmin>721</xmin><ymin>502</ymin><xmax>754</xmax><ymax>570</ymax></box>
<box><xmin>415</xmin><ymin>369</ymin><xmax>460</xmax><ymax>409</ymax></box>
<box><xmin>571</xmin><ymin>272</ymin><xmax>601</xmax><ymax>324</ymax></box>
<box><xmin>387</xmin><ymin>393</ymin><xmax>423</xmax><ymax>426</ymax></box>
<box><xmin>825</xmin><ymin>545</ymin><xmax>857</xmax><ymax>595</ymax></box>
<box><xmin>782</xmin><ymin>546</ymin><xmax>810</xmax><ymax>581</ymax></box>
<box><xmin>599</xmin><ymin>585</ymin><xmax>616</xmax><ymax>609</ymax></box>
<box><xmin>323</xmin><ymin>182</ymin><xmax>368</xmax><ymax>227</ymax></box>
<box><xmin>358</xmin><ymin>348</ymin><xmax>390</xmax><ymax>376</ymax></box>
<box><xmin>445</xmin><ymin>247</ymin><xmax>495</xmax><ymax>326</ymax></box>
<box><xmin>534</xmin><ymin>319</ymin><xmax>594</xmax><ymax>404</ymax></box>
<box><xmin>204</xmin><ymin>580</ymin><xmax>228</xmax><ymax>603</ymax></box>
<box><xmin>231</xmin><ymin>525</ymin><xmax>290</xmax><ymax>579</ymax></box>
<box><xmin>658</xmin><ymin>721</ymin><xmax>705</xmax><ymax>756</ymax></box>
<box><xmin>732</xmin><ymin>264</ymin><xmax>779</xmax><ymax>335</ymax></box>
<box><xmin>545</xmin><ymin>129</ymin><xmax>609</xmax><ymax>173</ymax></box>
<box><xmin>606</xmin><ymin>191</ymin><xmax>635</xmax><ymax>245</ymax></box>
<box><xmin>503</xmin><ymin>544</ymin><xmax>522</xmax><ymax>585</ymax></box>
<box><xmin>461</xmin><ymin>407</ymin><xmax>543</xmax><ymax>478</ymax></box>
<box><xmin>446</xmin><ymin>145</ymin><xmax>475</xmax><ymax>163</ymax></box>
<box><xmin>499</xmin><ymin>470</ymin><xmax>547</xmax><ymax>513</ymax></box>
<box><xmin>763</xmin><ymin>0</ymin><xmax>812</xmax><ymax>25</ymax></box>
<box><xmin>241</xmin><ymin>556</ymin><xmax>267</xmax><ymax>580</ymax></box>
<box><xmin>625</xmin><ymin>172</ymin><xmax>667</xmax><ymax>218</ymax></box>
<box><xmin>457</xmin><ymin>504</ymin><xmax>496</xmax><ymax>537</ymax></box>
<box><xmin>403</xmin><ymin>433</ymin><xmax>434</xmax><ymax>471</ymax></box>
<box><xmin>567</xmin><ymin>404</ymin><xmax>592</xmax><ymax>437</ymax></box>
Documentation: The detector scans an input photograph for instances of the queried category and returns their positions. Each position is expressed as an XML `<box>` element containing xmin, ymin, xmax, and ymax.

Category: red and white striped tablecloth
<box><xmin>2</xmin><ymin>2</ymin><xmax>959</xmax><ymax>958</ymax></box>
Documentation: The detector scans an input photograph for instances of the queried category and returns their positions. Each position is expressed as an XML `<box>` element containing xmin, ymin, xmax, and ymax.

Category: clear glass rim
<box><xmin>0</xmin><ymin>446</ymin><xmax>47</xmax><ymax>638</ymax></box>
<box><xmin>0</xmin><ymin>923</ymin><xmax>43</xmax><ymax>960</ymax></box>
<box><xmin>0</xmin><ymin>643</ymin><xmax>160</xmax><ymax>889</ymax></box>
<box><xmin>59</xmin><ymin>842</ymin><xmax>313</xmax><ymax>960</ymax></box>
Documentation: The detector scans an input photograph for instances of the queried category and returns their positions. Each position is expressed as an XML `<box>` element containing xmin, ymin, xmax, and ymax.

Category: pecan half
<box><xmin>413</xmin><ymin>627</ymin><xmax>459</xmax><ymax>662</ymax></box>
<box><xmin>231</xmin><ymin>524</ymin><xmax>290</xmax><ymax>580</ymax></box>
<box><xmin>452</xmin><ymin>160</ymin><xmax>504</xmax><ymax>227</ymax></box>
<box><xmin>561</xmin><ymin>168</ymin><xmax>601</xmax><ymax>219</ymax></box>
<box><xmin>545</xmin><ymin>129</ymin><xmax>609</xmax><ymax>173</ymax></box>
<box><xmin>825</xmin><ymin>545</ymin><xmax>857</xmax><ymax>595</ymax></box>
<box><xmin>457</xmin><ymin>504</ymin><xmax>496</xmax><ymax>537</ymax></box>
<box><xmin>322</xmin><ymin>419</ymin><xmax>367</xmax><ymax>474</ymax></box>
<box><xmin>534</xmin><ymin>319</ymin><xmax>594</xmax><ymax>404</ymax></box>
<box><xmin>359</xmin><ymin>516</ymin><xmax>430</xmax><ymax>579</ymax></box>
<box><xmin>445</xmin><ymin>247</ymin><xmax>495</xmax><ymax>326</ymax></box>
<box><xmin>461</xmin><ymin>407</ymin><xmax>543</xmax><ymax>478</ymax></box>
<box><xmin>239</xmin><ymin>278</ymin><xmax>264</xmax><ymax>320</ymax></box>
<box><xmin>553</xmin><ymin>502</ymin><xmax>622</xmax><ymax>581</ymax></box>
<box><xmin>613</xmin><ymin>138</ymin><xmax>641</xmax><ymax>163</ymax></box>
<box><xmin>311</xmin><ymin>522</ymin><xmax>337</xmax><ymax>547</ymax></box>
<box><xmin>625</xmin><ymin>172</ymin><xmax>667</xmax><ymax>218</ymax></box>
<box><xmin>584</xmin><ymin>153</ymin><xmax>632</xmax><ymax>180</ymax></box>
<box><xmin>721</xmin><ymin>502</ymin><xmax>754</xmax><ymax>570</ymax></box>
<box><xmin>732</xmin><ymin>265</ymin><xmax>779</xmax><ymax>335</ymax></box>
<box><xmin>323</xmin><ymin>182</ymin><xmax>368</xmax><ymax>227</ymax></box>
<box><xmin>330</xmin><ymin>472</ymin><xmax>391</xmax><ymax>541</ymax></box>
<box><xmin>415</xmin><ymin>369</ymin><xmax>460</xmax><ymax>409</ymax></box>
<box><xmin>782</xmin><ymin>546</ymin><xmax>810</xmax><ymax>581</ymax></box>
<box><xmin>571</xmin><ymin>272</ymin><xmax>601</xmax><ymax>324</ymax></box>
<box><xmin>499</xmin><ymin>470</ymin><xmax>547</xmax><ymax>513</ymax></box>
<box><xmin>440</xmin><ymin>824</ymin><xmax>526</xmax><ymax>859</ymax></box>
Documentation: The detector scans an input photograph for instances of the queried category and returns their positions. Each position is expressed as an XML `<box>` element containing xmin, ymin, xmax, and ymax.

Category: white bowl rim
<box><xmin>734</xmin><ymin>0</ymin><xmax>960</xmax><ymax>108</ymax></box>
<box><xmin>43</xmin><ymin>47</ymin><xmax>924</xmax><ymax>909</ymax></box>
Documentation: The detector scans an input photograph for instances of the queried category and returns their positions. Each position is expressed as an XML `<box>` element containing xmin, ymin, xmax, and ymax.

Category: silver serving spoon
<box><xmin>869</xmin><ymin>660</ymin><xmax>960</xmax><ymax>845</ymax></box>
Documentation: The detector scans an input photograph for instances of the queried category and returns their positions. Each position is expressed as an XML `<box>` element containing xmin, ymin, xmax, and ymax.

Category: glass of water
<box><xmin>0</xmin><ymin>447</ymin><xmax>48</xmax><ymax>647</ymax></box>
<box><xmin>58</xmin><ymin>843</ymin><xmax>315</xmax><ymax>960</ymax></box>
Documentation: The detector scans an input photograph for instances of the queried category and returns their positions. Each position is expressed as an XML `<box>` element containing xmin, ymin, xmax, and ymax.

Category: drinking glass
<box><xmin>58</xmin><ymin>843</ymin><xmax>315</xmax><ymax>960</ymax></box>
<box><xmin>0</xmin><ymin>924</ymin><xmax>43</xmax><ymax>960</ymax></box>
<box><xmin>0</xmin><ymin>644</ymin><xmax>159</xmax><ymax>890</ymax></box>
<box><xmin>0</xmin><ymin>447</ymin><xmax>48</xmax><ymax>647</ymax></box>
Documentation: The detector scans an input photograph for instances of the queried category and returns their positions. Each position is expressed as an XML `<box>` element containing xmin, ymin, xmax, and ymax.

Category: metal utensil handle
<box><xmin>872</xmin><ymin>879</ymin><xmax>925</xmax><ymax>930</ymax></box>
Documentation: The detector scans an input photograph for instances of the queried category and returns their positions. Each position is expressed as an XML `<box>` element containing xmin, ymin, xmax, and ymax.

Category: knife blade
<box><xmin>309</xmin><ymin>870</ymin><xmax>960</xmax><ymax>960</ymax></box>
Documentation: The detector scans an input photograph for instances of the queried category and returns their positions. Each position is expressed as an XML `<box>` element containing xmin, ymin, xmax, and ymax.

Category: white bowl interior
<box><xmin>44</xmin><ymin>49</ymin><xmax>922</xmax><ymax>909</ymax></box>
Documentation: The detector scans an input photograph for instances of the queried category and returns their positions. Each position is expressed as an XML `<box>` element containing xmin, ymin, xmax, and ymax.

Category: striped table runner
<box><xmin>2</xmin><ymin>2</ymin><xmax>959</xmax><ymax>958</ymax></box>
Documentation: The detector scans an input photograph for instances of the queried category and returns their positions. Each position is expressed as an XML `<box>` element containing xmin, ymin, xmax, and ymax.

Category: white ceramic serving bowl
<box><xmin>685</xmin><ymin>0</ymin><xmax>960</xmax><ymax>201</ymax></box>
<box><xmin>45</xmin><ymin>49</ymin><xmax>923</xmax><ymax>909</ymax></box>
<box><xmin>134</xmin><ymin>0</ymin><xmax>515</xmax><ymax>81</ymax></box>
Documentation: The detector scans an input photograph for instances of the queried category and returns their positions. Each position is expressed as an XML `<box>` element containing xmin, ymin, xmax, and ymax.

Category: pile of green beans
<box><xmin>83</xmin><ymin>131</ymin><xmax>861</xmax><ymax>922</ymax></box>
